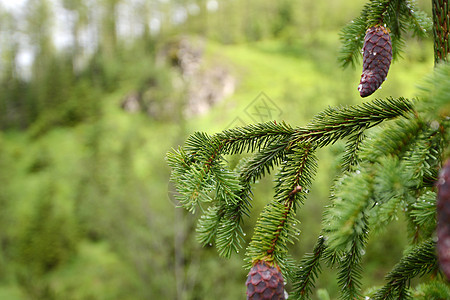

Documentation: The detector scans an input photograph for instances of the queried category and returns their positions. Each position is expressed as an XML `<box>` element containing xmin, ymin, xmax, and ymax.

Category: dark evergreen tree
<box><xmin>168</xmin><ymin>0</ymin><xmax>450</xmax><ymax>299</ymax></box>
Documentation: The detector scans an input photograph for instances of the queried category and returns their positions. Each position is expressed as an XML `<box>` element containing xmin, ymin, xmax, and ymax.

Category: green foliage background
<box><xmin>0</xmin><ymin>0</ymin><xmax>441</xmax><ymax>299</ymax></box>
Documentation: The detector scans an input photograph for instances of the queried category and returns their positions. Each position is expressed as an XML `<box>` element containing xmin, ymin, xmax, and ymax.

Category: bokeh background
<box><xmin>0</xmin><ymin>0</ymin><xmax>435</xmax><ymax>299</ymax></box>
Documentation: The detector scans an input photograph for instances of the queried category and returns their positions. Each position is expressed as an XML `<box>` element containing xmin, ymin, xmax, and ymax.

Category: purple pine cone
<box><xmin>358</xmin><ymin>25</ymin><xmax>392</xmax><ymax>97</ymax></box>
<box><xmin>246</xmin><ymin>261</ymin><xmax>285</xmax><ymax>300</ymax></box>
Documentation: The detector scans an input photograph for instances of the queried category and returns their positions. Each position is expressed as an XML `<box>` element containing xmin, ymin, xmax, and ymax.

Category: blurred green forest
<box><xmin>0</xmin><ymin>0</ymin><xmax>435</xmax><ymax>299</ymax></box>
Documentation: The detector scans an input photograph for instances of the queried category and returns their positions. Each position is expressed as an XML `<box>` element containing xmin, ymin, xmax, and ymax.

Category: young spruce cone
<box><xmin>358</xmin><ymin>25</ymin><xmax>392</xmax><ymax>97</ymax></box>
<box><xmin>246</xmin><ymin>261</ymin><xmax>285</xmax><ymax>300</ymax></box>
<box><xmin>437</xmin><ymin>159</ymin><xmax>450</xmax><ymax>281</ymax></box>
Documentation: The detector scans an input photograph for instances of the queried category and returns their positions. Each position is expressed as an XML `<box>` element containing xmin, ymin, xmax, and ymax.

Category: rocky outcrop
<box><xmin>122</xmin><ymin>36</ymin><xmax>235</xmax><ymax>120</ymax></box>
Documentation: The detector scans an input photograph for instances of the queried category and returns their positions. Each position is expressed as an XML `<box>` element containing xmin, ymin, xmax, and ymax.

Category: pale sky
<box><xmin>1</xmin><ymin>0</ymin><xmax>26</xmax><ymax>11</ymax></box>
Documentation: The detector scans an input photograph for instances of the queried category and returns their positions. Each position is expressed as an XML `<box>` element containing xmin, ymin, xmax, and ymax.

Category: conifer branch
<box><xmin>417</xmin><ymin>63</ymin><xmax>450</xmax><ymax>120</ymax></box>
<box><xmin>410</xmin><ymin>191</ymin><xmax>436</xmax><ymax>229</ymax></box>
<box><xmin>360</xmin><ymin>117</ymin><xmax>425</xmax><ymax>163</ymax></box>
<box><xmin>214</xmin><ymin>121</ymin><xmax>296</xmax><ymax>155</ymax></box>
<box><xmin>169</xmin><ymin>97</ymin><xmax>415</xmax><ymax>257</ymax></box>
<box><xmin>339</xmin><ymin>16</ymin><xmax>367</xmax><ymax>68</ymax></box>
<box><xmin>373</xmin><ymin>239</ymin><xmax>438</xmax><ymax>300</ymax></box>
<box><xmin>273</xmin><ymin>143</ymin><xmax>317</xmax><ymax>206</ymax></box>
<box><xmin>404</xmin><ymin>125</ymin><xmax>443</xmax><ymax>187</ymax></box>
<box><xmin>342</xmin><ymin>127</ymin><xmax>368</xmax><ymax>172</ymax></box>
<box><xmin>167</xmin><ymin>146</ymin><xmax>215</xmax><ymax>212</ymax></box>
<box><xmin>336</xmin><ymin>217</ymin><xmax>369</xmax><ymax>300</ymax></box>
<box><xmin>373</xmin><ymin>156</ymin><xmax>413</xmax><ymax>204</ymax></box>
<box><xmin>245</xmin><ymin>200</ymin><xmax>299</xmax><ymax>270</ymax></box>
<box><xmin>369</xmin><ymin>156</ymin><xmax>428</xmax><ymax>234</ymax></box>
<box><xmin>291</xmin><ymin>236</ymin><xmax>326</xmax><ymax>299</ymax></box>
<box><xmin>163</xmin><ymin>1</ymin><xmax>450</xmax><ymax>296</ymax></box>
<box><xmin>403</xmin><ymin>6</ymin><xmax>432</xmax><ymax>38</ymax></box>
<box><xmin>246</xmin><ymin>144</ymin><xmax>317</xmax><ymax>271</ymax></box>
<box><xmin>322</xmin><ymin>172</ymin><xmax>372</xmax><ymax>299</ymax></box>
<box><xmin>196</xmin><ymin>199</ymin><xmax>249</xmax><ymax>258</ymax></box>
<box><xmin>309</xmin><ymin>161</ymin><xmax>374</xmax><ymax>300</ymax></box>
<box><xmin>170</xmin><ymin>98</ymin><xmax>413</xmax><ymax>259</ymax></box>
<box><xmin>323</xmin><ymin>171</ymin><xmax>374</xmax><ymax>252</ymax></box>
<box><xmin>412</xmin><ymin>280</ymin><xmax>450</xmax><ymax>299</ymax></box>
<box><xmin>196</xmin><ymin>205</ymin><xmax>223</xmax><ymax>246</ymax></box>
<box><xmin>293</xmin><ymin>98</ymin><xmax>415</xmax><ymax>148</ymax></box>
<box><xmin>370</xmin><ymin>194</ymin><xmax>404</xmax><ymax>233</ymax></box>
<box><xmin>168</xmin><ymin>141</ymin><xmax>251</xmax><ymax>257</ymax></box>
<box><xmin>214</xmin><ymin>209</ymin><xmax>246</xmax><ymax>257</ymax></box>
<box><xmin>239</xmin><ymin>137</ymin><xmax>291</xmax><ymax>183</ymax></box>
<box><xmin>196</xmin><ymin>170</ymin><xmax>252</xmax><ymax>258</ymax></box>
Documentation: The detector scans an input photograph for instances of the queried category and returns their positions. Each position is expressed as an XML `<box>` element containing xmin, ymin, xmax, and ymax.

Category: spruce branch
<box><xmin>184</xmin><ymin>131</ymin><xmax>217</xmax><ymax>164</ymax></box>
<box><xmin>196</xmin><ymin>205</ymin><xmax>223</xmax><ymax>246</ymax></box>
<box><xmin>383</xmin><ymin>0</ymin><xmax>407</xmax><ymax>59</ymax></box>
<box><xmin>273</xmin><ymin>143</ymin><xmax>318</xmax><ymax>207</ymax></box>
<box><xmin>323</xmin><ymin>171</ymin><xmax>374</xmax><ymax>252</ymax></box>
<box><xmin>412</xmin><ymin>280</ymin><xmax>450</xmax><ymax>299</ymax></box>
<box><xmin>195</xmin><ymin>181</ymin><xmax>252</xmax><ymax>258</ymax></box>
<box><xmin>182</xmin><ymin>122</ymin><xmax>294</xmax><ymax>166</ymax></box>
<box><xmin>164</xmin><ymin>1</ymin><xmax>450</xmax><ymax>297</ymax></box>
<box><xmin>370</xmin><ymin>195</ymin><xmax>404</xmax><ymax>232</ymax></box>
<box><xmin>321</xmin><ymin>172</ymin><xmax>372</xmax><ymax>299</ymax></box>
<box><xmin>212</xmin><ymin>165</ymin><xmax>243</xmax><ymax>206</ymax></box>
<box><xmin>417</xmin><ymin>62</ymin><xmax>450</xmax><ymax>121</ymax></box>
<box><xmin>239</xmin><ymin>137</ymin><xmax>291</xmax><ymax>183</ymax></box>
<box><xmin>373</xmin><ymin>238</ymin><xmax>439</xmax><ymax>300</ymax></box>
<box><xmin>404</xmin><ymin>124</ymin><xmax>443</xmax><ymax>187</ymax></box>
<box><xmin>168</xmin><ymin>97</ymin><xmax>415</xmax><ymax>258</ymax></box>
<box><xmin>196</xmin><ymin>199</ymin><xmax>249</xmax><ymax>258</ymax></box>
<box><xmin>339</xmin><ymin>16</ymin><xmax>367</xmax><ymax>68</ymax></box>
<box><xmin>245</xmin><ymin>200</ymin><xmax>299</xmax><ymax>271</ymax></box>
<box><xmin>213</xmin><ymin>180</ymin><xmax>253</xmax><ymax>257</ymax></box>
<box><xmin>342</xmin><ymin>126</ymin><xmax>368</xmax><ymax>172</ymax></box>
<box><xmin>404</xmin><ymin>6</ymin><xmax>432</xmax><ymax>38</ymax></box>
<box><xmin>291</xmin><ymin>236</ymin><xmax>326</xmax><ymax>299</ymax></box>
<box><xmin>293</xmin><ymin>98</ymin><xmax>415</xmax><ymax>148</ymax></box>
<box><xmin>368</xmin><ymin>156</ymin><xmax>413</xmax><ymax>231</ymax></box>
<box><xmin>336</xmin><ymin>216</ymin><xmax>369</xmax><ymax>300</ymax></box>
<box><xmin>410</xmin><ymin>191</ymin><xmax>436</xmax><ymax>231</ymax></box>
<box><xmin>168</xmin><ymin>142</ymin><xmax>251</xmax><ymax>257</ymax></box>
<box><xmin>360</xmin><ymin>117</ymin><xmax>425</xmax><ymax>163</ymax></box>
<box><xmin>373</xmin><ymin>156</ymin><xmax>414</xmax><ymax>204</ymax></box>
<box><xmin>214</xmin><ymin>121</ymin><xmax>296</xmax><ymax>155</ymax></box>
<box><xmin>167</xmin><ymin>147</ymin><xmax>215</xmax><ymax>212</ymax></box>
<box><xmin>246</xmin><ymin>144</ymin><xmax>317</xmax><ymax>271</ymax></box>
<box><xmin>214</xmin><ymin>210</ymin><xmax>246</xmax><ymax>257</ymax></box>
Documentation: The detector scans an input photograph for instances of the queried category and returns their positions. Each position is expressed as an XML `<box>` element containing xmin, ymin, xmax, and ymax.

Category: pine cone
<box><xmin>246</xmin><ymin>261</ymin><xmax>285</xmax><ymax>300</ymax></box>
<box><xmin>358</xmin><ymin>25</ymin><xmax>392</xmax><ymax>97</ymax></box>
<box><xmin>437</xmin><ymin>159</ymin><xmax>450</xmax><ymax>281</ymax></box>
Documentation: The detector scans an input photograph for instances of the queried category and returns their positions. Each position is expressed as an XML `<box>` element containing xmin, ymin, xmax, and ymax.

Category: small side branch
<box><xmin>374</xmin><ymin>239</ymin><xmax>438</xmax><ymax>299</ymax></box>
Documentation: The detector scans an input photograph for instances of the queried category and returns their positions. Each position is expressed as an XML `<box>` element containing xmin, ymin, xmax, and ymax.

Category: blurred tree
<box><xmin>25</xmin><ymin>0</ymin><xmax>64</xmax><ymax>126</ymax></box>
<box><xmin>132</xmin><ymin>0</ymin><xmax>155</xmax><ymax>52</ymax></box>
<box><xmin>0</xmin><ymin>8</ymin><xmax>28</xmax><ymax>129</ymax></box>
<box><xmin>62</xmin><ymin>0</ymin><xmax>89</xmax><ymax>73</ymax></box>
<box><xmin>15</xmin><ymin>185</ymin><xmax>79</xmax><ymax>299</ymax></box>
<box><xmin>26</xmin><ymin>0</ymin><xmax>54</xmax><ymax>85</ymax></box>
<box><xmin>272</xmin><ymin>0</ymin><xmax>295</xmax><ymax>37</ymax></box>
<box><xmin>98</xmin><ymin>0</ymin><xmax>121</xmax><ymax>58</ymax></box>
